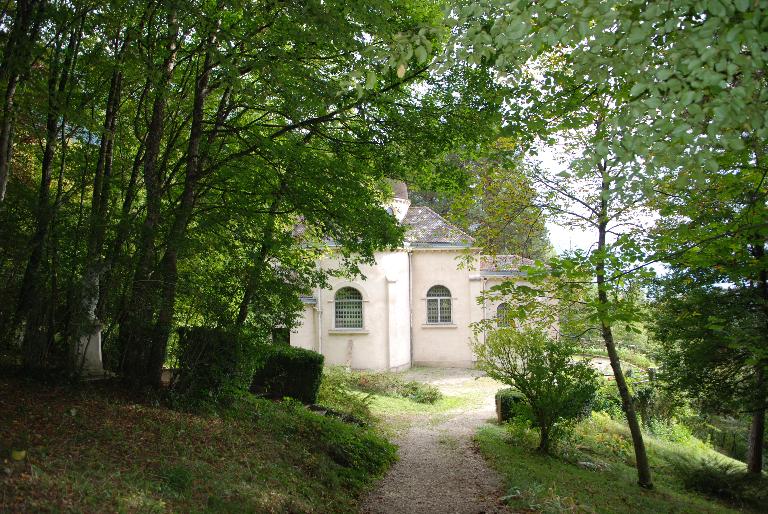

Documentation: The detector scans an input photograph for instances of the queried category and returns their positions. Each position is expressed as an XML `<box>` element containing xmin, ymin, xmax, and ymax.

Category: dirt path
<box><xmin>360</xmin><ymin>369</ymin><xmax>510</xmax><ymax>514</ymax></box>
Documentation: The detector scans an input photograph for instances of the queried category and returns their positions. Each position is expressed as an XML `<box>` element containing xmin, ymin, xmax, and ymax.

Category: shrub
<box><xmin>496</xmin><ymin>388</ymin><xmax>526</xmax><ymax>423</ymax></box>
<box><xmin>590</xmin><ymin>379</ymin><xmax>624</xmax><ymax>419</ymax></box>
<box><xmin>398</xmin><ymin>380</ymin><xmax>442</xmax><ymax>404</ymax></box>
<box><xmin>474</xmin><ymin>328</ymin><xmax>599</xmax><ymax>453</ymax></box>
<box><xmin>172</xmin><ymin>327</ymin><xmax>262</xmax><ymax>406</ymax></box>
<box><xmin>250</xmin><ymin>345</ymin><xmax>324</xmax><ymax>404</ymax></box>
<box><xmin>673</xmin><ymin>457</ymin><xmax>768</xmax><ymax>510</ymax></box>
<box><xmin>316</xmin><ymin>367</ymin><xmax>374</xmax><ymax>424</ymax></box>
<box><xmin>347</xmin><ymin>369</ymin><xmax>442</xmax><ymax>404</ymax></box>
<box><xmin>648</xmin><ymin>419</ymin><xmax>694</xmax><ymax>443</ymax></box>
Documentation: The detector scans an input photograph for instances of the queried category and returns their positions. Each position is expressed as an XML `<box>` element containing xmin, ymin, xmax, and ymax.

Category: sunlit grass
<box><xmin>477</xmin><ymin>412</ymin><xmax>746</xmax><ymax>514</ymax></box>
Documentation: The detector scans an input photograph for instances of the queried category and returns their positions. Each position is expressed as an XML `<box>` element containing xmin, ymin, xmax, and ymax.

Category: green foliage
<box><xmin>0</xmin><ymin>0</ymin><xmax>503</xmax><ymax>385</ymax></box>
<box><xmin>316</xmin><ymin>367</ymin><xmax>375</xmax><ymax>425</ymax></box>
<box><xmin>672</xmin><ymin>458</ymin><xmax>768</xmax><ymax>510</ymax></box>
<box><xmin>474</xmin><ymin>329</ymin><xmax>599</xmax><ymax>452</ymax></box>
<box><xmin>495</xmin><ymin>387</ymin><xmax>526</xmax><ymax>423</ymax></box>
<box><xmin>172</xmin><ymin>327</ymin><xmax>263</xmax><ymax>407</ymax></box>
<box><xmin>250</xmin><ymin>346</ymin><xmax>325</xmax><ymax>404</ymax></box>
<box><xmin>412</xmin><ymin>138</ymin><xmax>552</xmax><ymax>260</ymax></box>
<box><xmin>648</xmin><ymin>419</ymin><xmax>695</xmax><ymax>445</ymax></box>
<box><xmin>590</xmin><ymin>379</ymin><xmax>625</xmax><ymax>420</ymax></box>
<box><xmin>651</xmin><ymin>284</ymin><xmax>767</xmax><ymax>416</ymax></box>
<box><xmin>324</xmin><ymin>367</ymin><xmax>443</xmax><ymax>405</ymax></box>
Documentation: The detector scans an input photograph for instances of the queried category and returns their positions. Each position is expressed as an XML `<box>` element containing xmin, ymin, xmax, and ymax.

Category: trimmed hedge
<box><xmin>173</xmin><ymin>327</ymin><xmax>262</xmax><ymax>405</ymax></box>
<box><xmin>250</xmin><ymin>345</ymin><xmax>324</xmax><ymax>404</ymax></box>
<box><xmin>495</xmin><ymin>388</ymin><xmax>526</xmax><ymax>424</ymax></box>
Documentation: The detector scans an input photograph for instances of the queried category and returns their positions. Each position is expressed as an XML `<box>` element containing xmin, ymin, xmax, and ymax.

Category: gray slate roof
<box><xmin>402</xmin><ymin>206</ymin><xmax>473</xmax><ymax>247</ymax></box>
<box><xmin>478</xmin><ymin>254</ymin><xmax>535</xmax><ymax>272</ymax></box>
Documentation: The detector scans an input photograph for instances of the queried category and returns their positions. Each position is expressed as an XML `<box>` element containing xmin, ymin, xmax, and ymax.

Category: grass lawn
<box><xmin>0</xmin><ymin>375</ymin><xmax>395</xmax><ymax>513</ymax></box>
<box><xmin>367</xmin><ymin>372</ymin><xmax>498</xmax><ymax>434</ymax></box>
<box><xmin>476</xmin><ymin>413</ymin><xmax>753</xmax><ymax>513</ymax></box>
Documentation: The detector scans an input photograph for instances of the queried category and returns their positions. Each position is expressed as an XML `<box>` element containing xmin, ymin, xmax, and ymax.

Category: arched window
<box><xmin>496</xmin><ymin>302</ymin><xmax>511</xmax><ymax>327</ymax></box>
<box><xmin>335</xmin><ymin>287</ymin><xmax>363</xmax><ymax>329</ymax></box>
<box><xmin>426</xmin><ymin>285</ymin><xmax>452</xmax><ymax>324</ymax></box>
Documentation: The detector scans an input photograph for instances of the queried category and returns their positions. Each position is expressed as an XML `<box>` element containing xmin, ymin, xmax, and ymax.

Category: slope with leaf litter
<box><xmin>0</xmin><ymin>376</ymin><xmax>395</xmax><ymax>512</ymax></box>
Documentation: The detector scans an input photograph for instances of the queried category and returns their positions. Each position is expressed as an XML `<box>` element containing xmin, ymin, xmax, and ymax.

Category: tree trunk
<box><xmin>537</xmin><ymin>424</ymin><xmax>550</xmax><ymax>453</ymax></box>
<box><xmin>596</xmin><ymin>160</ymin><xmax>653</xmax><ymax>488</ymax></box>
<box><xmin>0</xmin><ymin>0</ymin><xmax>45</xmax><ymax>202</ymax></box>
<box><xmin>747</xmin><ymin>367</ymin><xmax>766</xmax><ymax>474</ymax></box>
<box><xmin>746</xmin><ymin>242</ymin><xmax>767</xmax><ymax>474</ymax></box>
<box><xmin>17</xmin><ymin>23</ymin><xmax>81</xmax><ymax>369</ymax></box>
<box><xmin>119</xmin><ymin>9</ymin><xmax>179</xmax><ymax>386</ymax></box>
<box><xmin>235</xmin><ymin>193</ymin><xmax>282</xmax><ymax>325</ymax></box>
<box><xmin>149</xmin><ymin>25</ymin><xmax>225</xmax><ymax>387</ymax></box>
<box><xmin>71</xmin><ymin>58</ymin><xmax>124</xmax><ymax>374</ymax></box>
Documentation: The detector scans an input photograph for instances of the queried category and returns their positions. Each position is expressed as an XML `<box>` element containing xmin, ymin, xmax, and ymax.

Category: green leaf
<box><xmin>365</xmin><ymin>70</ymin><xmax>377</xmax><ymax>90</ymax></box>
<box><xmin>415</xmin><ymin>45</ymin><xmax>428</xmax><ymax>63</ymax></box>
<box><xmin>630</xmin><ymin>83</ymin><xmax>646</xmax><ymax>97</ymax></box>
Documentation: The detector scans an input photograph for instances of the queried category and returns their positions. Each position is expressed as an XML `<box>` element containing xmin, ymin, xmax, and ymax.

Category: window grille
<box><xmin>497</xmin><ymin>302</ymin><xmax>511</xmax><ymax>327</ymax></box>
<box><xmin>335</xmin><ymin>287</ymin><xmax>363</xmax><ymax>329</ymax></box>
<box><xmin>426</xmin><ymin>285</ymin><xmax>452</xmax><ymax>324</ymax></box>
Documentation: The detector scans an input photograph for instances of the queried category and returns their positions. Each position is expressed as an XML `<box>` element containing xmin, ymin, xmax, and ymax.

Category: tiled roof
<box><xmin>478</xmin><ymin>254</ymin><xmax>535</xmax><ymax>272</ymax></box>
<box><xmin>402</xmin><ymin>206</ymin><xmax>473</xmax><ymax>247</ymax></box>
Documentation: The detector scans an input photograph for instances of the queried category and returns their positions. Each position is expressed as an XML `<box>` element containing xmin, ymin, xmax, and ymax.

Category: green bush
<box><xmin>590</xmin><ymin>379</ymin><xmax>624</xmax><ymax>419</ymax></box>
<box><xmin>316</xmin><ymin>367</ymin><xmax>374</xmax><ymax>424</ymax></box>
<box><xmin>172</xmin><ymin>327</ymin><xmax>262</xmax><ymax>406</ymax></box>
<box><xmin>495</xmin><ymin>388</ymin><xmax>526</xmax><ymax>423</ymax></box>
<box><xmin>250</xmin><ymin>345</ymin><xmax>324</xmax><ymax>404</ymax></box>
<box><xmin>474</xmin><ymin>329</ymin><xmax>599</xmax><ymax>453</ymax></box>
<box><xmin>648</xmin><ymin>419</ymin><xmax>694</xmax><ymax>443</ymax></box>
<box><xmin>349</xmin><ymin>369</ymin><xmax>442</xmax><ymax>404</ymax></box>
<box><xmin>673</xmin><ymin>457</ymin><xmax>768</xmax><ymax>510</ymax></box>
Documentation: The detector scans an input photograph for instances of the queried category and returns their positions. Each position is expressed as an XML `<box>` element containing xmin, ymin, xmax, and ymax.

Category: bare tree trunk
<box><xmin>151</xmin><ymin>26</ymin><xmax>226</xmax><ymax>386</ymax></box>
<box><xmin>537</xmin><ymin>424</ymin><xmax>550</xmax><ymax>453</ymax></box>
<box><xmin>70</xmin><ymin>49</ymin><xmax>125</xmax><ymax>374</ymax></box>
<box><xmin>0</xmin><ymin>0</ymin><xmax>45</xmax><ymax>202</ymax></box>
<box><xmin>596</xmin><ymin>160</ymin><xmax>653</xmax><ymax>489</ymax></box>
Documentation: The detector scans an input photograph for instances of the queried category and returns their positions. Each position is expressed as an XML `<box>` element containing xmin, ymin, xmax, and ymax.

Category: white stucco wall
<box><xmin>290</xmin><ymin>250</ymin><xmax>411</xmax><ymax>371</ymax></box>
<box><xmin>291</xmin><ymin>304</ymin><xmax>317</xmax><ymax>352</ymax></box>
<box><xmin>410</xmin><ymin>249</ymin><xmax>478</xmax><ymax>367</ymax></box>
<box><xmin>289</xmin><ymin>245</ymin><xmax>531</xmax><ymax>370</ymax></box>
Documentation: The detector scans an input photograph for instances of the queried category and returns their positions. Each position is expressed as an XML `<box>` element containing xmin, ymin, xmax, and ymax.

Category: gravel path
<box><xmin>360</xmin><ymin>369</ymin><xmax>510</xmax><ymax>514</ymax></box>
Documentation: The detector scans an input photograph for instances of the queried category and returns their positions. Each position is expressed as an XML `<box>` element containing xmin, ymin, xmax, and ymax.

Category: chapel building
<box><xmin>289</xmin><ymin>181</ymin><xmax>530</xmax><ymax>370</ymax></box>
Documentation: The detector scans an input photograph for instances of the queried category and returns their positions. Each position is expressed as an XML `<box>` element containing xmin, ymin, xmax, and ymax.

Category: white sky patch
<box><xmin>530</xmin><ymin>145</ymin><xmax>598</xmax><ymax>253</ymax></box>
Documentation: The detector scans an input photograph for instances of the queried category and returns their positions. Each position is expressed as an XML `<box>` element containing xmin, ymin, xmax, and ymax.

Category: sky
<box><xmin>532</xmin><ymin>145</ymin><xmax>597</xmax><ymax>254</ymax></box>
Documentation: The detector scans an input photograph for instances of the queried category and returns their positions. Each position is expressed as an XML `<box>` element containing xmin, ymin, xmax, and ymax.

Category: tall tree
<box><xmin>0</xmin><ymin>0</ymin><xmax>46</xmax><ymax>202</ymax></box>
<box><xmin>0</xmin><ymin>0</ymin><xmax>502</xmax><ymax>385</ymax></box>
<box><xmin>650</xmin><ymin>153</ymin><xmax>768</xmax><ymax>473</ymax></box>
<box><xmin>448</xmin><ymin>0</ymin><xmax>768</xmax><ymax>483</ymax></box>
